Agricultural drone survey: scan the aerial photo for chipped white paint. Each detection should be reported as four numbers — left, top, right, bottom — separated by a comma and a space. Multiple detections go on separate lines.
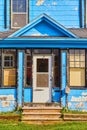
31, 33, 48, 36
71, 96, 87, 102
71, 92, 87, 102
36, 0, 44, 6
74, 7, 78, 11
52, 2, 57, 6
0, 95, 15, 101
2, 101, 10, 107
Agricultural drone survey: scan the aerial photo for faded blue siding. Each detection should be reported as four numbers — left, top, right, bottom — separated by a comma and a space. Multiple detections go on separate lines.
0, 0, 10, 31
0, 88, 17, 112
68, 89, 87, 111
0, 0, 85, 31
29, 0, 84, 28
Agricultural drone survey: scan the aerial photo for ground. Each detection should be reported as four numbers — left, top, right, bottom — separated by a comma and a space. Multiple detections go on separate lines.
0, 121, 87, 130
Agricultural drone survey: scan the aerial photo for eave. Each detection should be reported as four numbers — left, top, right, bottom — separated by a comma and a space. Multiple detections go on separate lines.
0, 38, 87, 48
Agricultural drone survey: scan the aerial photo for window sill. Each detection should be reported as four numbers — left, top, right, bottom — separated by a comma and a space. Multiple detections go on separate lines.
0, 87, 17, 89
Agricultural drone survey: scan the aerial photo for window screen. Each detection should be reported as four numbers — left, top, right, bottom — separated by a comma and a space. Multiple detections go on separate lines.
13, 0, 27, 12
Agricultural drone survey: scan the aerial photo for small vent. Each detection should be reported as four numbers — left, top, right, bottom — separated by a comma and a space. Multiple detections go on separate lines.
12, 14, 27, 28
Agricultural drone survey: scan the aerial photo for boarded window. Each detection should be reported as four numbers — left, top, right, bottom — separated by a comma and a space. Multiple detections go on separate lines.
69, 49, 85, 87
4, 68, 16, 87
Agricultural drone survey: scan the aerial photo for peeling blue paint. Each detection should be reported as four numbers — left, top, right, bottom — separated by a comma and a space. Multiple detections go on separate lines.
0, 88, 17, 112
68, 89, 87, 111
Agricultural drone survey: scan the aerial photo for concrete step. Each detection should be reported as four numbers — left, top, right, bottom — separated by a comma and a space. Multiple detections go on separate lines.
23, 112, 61, 115
22, 113, 61, 119
22, 120, 63, 125
22, 105, 62, 124
23, 107, 62, 113
23, 103, 61, 107
64, 117, 87, 121
64, 114, 87, 118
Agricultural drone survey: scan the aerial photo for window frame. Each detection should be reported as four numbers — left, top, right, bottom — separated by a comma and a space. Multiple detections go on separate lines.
3, 54, 15, 68
69, 49, 86, 88
11, 0, 29, 28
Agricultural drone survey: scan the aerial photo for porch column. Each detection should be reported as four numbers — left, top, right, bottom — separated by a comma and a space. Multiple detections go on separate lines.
61, 51, 67, 107
17, 51, 24, 107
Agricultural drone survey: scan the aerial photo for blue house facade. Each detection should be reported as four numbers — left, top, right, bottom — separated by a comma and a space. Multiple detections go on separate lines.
0, 0, 87, 112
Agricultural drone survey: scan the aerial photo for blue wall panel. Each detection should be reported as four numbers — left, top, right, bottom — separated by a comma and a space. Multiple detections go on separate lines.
24, 88, 32, 102
0, 88, 17, 112
29, 0, 84, 28
68, 89, 87, 111
52, 88, 61, 103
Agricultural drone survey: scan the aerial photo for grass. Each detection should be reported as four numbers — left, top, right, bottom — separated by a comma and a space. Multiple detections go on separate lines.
0, 121, 87, 130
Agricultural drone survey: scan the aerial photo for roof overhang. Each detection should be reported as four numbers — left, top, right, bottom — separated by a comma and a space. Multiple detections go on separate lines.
0, 38, 87, 48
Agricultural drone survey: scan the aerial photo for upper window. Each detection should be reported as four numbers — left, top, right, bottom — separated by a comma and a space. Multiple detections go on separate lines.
69, 49, 85, 87
13, 0, 27, 13
11, 0, 28, 28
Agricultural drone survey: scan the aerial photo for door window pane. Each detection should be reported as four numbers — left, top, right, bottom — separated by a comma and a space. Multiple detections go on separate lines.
37, 59, 48, 72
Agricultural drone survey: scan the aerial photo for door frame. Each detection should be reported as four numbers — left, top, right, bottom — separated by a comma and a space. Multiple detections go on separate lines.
32, 54, 52, 103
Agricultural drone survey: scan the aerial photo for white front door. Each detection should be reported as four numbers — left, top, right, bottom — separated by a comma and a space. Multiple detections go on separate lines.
33, 55, 52, 103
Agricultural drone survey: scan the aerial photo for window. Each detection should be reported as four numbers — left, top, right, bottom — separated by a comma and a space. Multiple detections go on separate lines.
53, 49, 60, 87
69, 49, 85, 87
13, 0, 26, 12
26, 55, 32, 87
0, 49, 17, 87
4, 55, 15, 68
11, 0, 28, 28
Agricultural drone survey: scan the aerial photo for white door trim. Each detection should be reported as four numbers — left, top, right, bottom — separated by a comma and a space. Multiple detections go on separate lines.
33, 55, 52, 103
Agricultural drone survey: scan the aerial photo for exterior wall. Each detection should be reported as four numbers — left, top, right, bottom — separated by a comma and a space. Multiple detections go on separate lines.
0, 0, 85, 31
0, 88, 17, 112
0, 0, 10, 31
29, 0, 84, 28
68, 89, 87, 111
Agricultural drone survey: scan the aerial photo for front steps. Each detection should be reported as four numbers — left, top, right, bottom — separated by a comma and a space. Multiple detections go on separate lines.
22, 104, 62, 124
